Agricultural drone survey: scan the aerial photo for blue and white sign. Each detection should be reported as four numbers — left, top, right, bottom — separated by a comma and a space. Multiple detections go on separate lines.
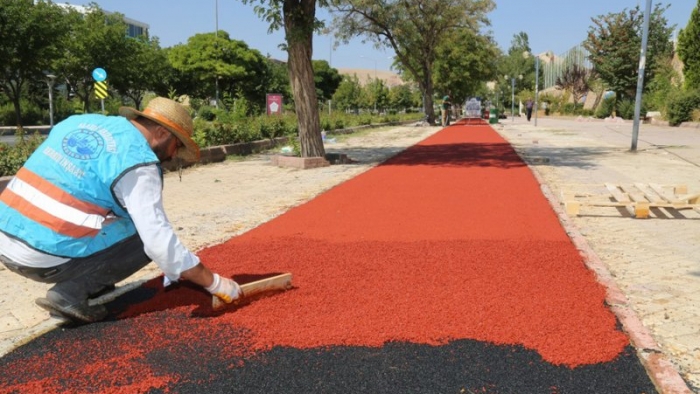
92, 67, 107, 82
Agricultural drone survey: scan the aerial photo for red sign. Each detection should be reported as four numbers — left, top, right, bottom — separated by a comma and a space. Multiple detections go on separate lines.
266, 94, 283, 115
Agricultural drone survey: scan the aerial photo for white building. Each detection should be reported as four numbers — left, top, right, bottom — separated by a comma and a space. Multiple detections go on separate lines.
54, 3, 149, 39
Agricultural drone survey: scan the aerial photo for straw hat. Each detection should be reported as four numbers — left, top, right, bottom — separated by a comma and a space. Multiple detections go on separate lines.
119, 97, 200, 162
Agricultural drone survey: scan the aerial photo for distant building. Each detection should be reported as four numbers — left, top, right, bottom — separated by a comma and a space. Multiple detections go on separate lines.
54, 3, 149, 39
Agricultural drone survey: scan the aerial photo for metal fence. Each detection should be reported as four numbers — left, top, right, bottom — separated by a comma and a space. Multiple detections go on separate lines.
541, 44, 593, 89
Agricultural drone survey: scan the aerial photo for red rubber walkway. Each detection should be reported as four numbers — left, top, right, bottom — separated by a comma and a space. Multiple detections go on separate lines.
0, 120, 656, 393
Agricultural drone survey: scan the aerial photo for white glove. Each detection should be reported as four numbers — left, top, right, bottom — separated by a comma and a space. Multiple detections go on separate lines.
205, 273, 242, 304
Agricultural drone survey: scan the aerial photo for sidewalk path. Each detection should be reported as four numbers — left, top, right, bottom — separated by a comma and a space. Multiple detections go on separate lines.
0, 121, 666, 393
0, 118, 698, 392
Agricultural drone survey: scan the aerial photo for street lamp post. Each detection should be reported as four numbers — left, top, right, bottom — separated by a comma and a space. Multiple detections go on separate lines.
494, 84, 499, 117
214, 0, 219, 109
506, 75, 523, 122
326, 28, 333, 115
522, 51, 540, 127
511, 77, 515, 122
631, 0, 652, 151
503, 75, 508, 119
46, 74, 56, 127
534, 57, 540, 126
505, 75, 516, 122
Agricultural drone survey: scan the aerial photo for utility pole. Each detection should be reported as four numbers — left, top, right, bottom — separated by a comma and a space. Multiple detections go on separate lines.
511, 77, 515, 122
534, 57, 540, 127
631, 0, 652, 151
46, 74, 56, 127
214, 0, 219, 109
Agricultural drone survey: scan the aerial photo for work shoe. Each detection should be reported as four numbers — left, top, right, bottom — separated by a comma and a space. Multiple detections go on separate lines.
35, 292, 108, 324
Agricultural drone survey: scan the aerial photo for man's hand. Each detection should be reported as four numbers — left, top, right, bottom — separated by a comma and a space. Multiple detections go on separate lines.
205, 273, 242, 304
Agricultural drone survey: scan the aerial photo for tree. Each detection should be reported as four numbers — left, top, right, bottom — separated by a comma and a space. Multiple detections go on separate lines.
644, 56, 681, 111
361, 78, 389, 111
330, 0, 495, 125
584, 4, 674, 113
53, 5, 133, 113
111, 36, 170, 110
241, 0, 327, 158
332, 75, 363, 112
265, 58, 293, 107
555, 64, 594, 111
312, 60, 342, 101
0, 0, 71, 126
432, 28, 500, 105
494, 32, 537, 112
388, 84, 418, 111
678, 2, 700, 90
168, 32, 271, 113
508, 32, 530, 57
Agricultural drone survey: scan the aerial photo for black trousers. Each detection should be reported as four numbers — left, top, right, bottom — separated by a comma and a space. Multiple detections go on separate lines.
1, 234, 151, 303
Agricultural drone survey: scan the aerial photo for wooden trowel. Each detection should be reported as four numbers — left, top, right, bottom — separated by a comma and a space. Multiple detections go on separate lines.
212, 273, 293, 311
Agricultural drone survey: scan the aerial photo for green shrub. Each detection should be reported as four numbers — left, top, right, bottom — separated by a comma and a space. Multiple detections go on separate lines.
595, 97, 615, 118
0, 131, 45, 177
192, 117, 214, 147
283, 115, 299, 135
0, 110, 423, 176
617, 98, 637, 120
0, 100, 45, 126
287, 133, 301, 156
560, 103, 576, 115
544, 95, 562, 115
197, 105, 216, 121
54, 96, 76, 124
644, 58, 680, 113
666, 90, 700, 126
0, 96, 78, 127
0, 103, 16, 126
188, 98, 206, 113
253, 117, 271, 139
209, 121, 236, 145
320, 117, 332, 131
357, 114, 372, 125
102, 97, 123, 115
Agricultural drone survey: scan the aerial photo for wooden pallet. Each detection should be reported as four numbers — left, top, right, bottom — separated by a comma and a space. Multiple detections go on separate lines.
562, 183, 700, 218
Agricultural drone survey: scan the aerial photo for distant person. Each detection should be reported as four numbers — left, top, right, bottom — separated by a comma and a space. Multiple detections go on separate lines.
525, 97, 534, 121
441, 95, 452, 126
0, 97, 242, 324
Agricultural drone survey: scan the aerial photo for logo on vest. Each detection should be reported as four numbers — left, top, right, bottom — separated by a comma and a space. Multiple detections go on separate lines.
62, 129, 105, 160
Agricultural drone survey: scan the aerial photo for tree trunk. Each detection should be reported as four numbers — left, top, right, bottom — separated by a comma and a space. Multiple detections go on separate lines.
11, 94, 23, 128
3, 81, 24, 127
284, 0, 324, 158
422, 74, 437, 125
591, 87, 604, 112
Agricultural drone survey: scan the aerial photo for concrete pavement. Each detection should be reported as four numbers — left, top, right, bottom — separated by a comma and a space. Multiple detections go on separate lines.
496, 116, 700, 393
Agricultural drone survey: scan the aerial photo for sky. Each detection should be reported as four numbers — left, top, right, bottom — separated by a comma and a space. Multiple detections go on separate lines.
79, 0, 696, 73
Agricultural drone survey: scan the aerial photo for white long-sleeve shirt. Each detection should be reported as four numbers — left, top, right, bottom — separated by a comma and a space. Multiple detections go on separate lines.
0, 165, 199, 283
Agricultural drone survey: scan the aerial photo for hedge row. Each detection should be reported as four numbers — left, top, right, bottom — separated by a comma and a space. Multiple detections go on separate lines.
0, 112, 423, 177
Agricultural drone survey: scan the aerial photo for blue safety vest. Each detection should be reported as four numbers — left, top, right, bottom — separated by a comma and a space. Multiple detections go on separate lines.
0, 114, 160, 258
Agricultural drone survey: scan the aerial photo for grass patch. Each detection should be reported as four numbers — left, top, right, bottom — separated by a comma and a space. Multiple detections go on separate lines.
329, 125, 396, 143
